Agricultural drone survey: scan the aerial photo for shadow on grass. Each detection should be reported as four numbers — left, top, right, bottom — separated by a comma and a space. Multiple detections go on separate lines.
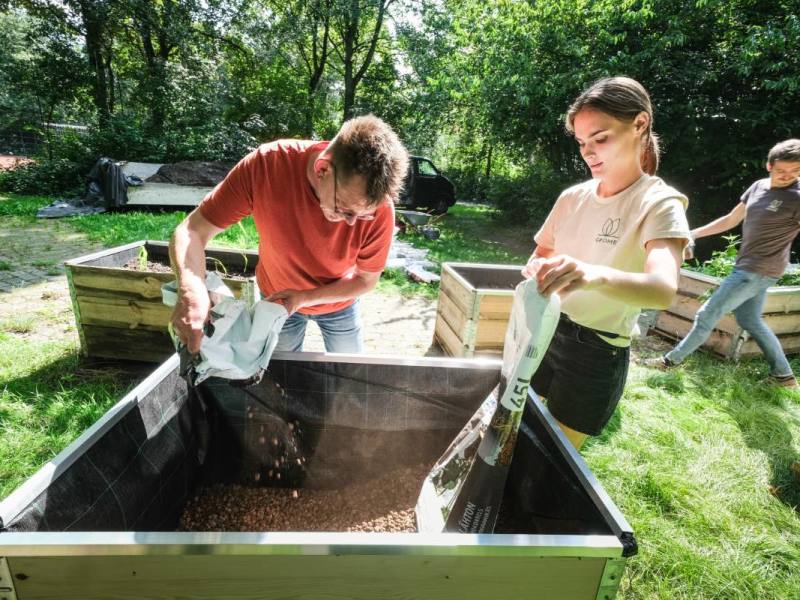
690, 356, 800, 512
3, 350, 152, 415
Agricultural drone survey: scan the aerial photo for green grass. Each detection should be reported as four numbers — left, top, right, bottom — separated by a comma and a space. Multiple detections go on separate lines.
0, 337, 138, 498
589, 355, 800, 599
0, 260, 11, 270
399, 203, 530, 266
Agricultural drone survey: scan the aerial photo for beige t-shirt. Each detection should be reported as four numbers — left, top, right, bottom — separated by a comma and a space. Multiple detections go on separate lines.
534, 174, 690, 346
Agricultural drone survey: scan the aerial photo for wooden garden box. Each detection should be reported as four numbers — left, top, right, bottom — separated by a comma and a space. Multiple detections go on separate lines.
65, 240, 259, 363
652, 268, 800, 359
434, 262, 524, 358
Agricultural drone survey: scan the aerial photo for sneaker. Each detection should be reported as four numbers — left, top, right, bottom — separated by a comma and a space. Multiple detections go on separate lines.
642, 356, 675, 371
762, 374, 799, 389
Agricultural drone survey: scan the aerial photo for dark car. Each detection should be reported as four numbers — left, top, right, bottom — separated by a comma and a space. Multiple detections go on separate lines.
398, 155, 456, 214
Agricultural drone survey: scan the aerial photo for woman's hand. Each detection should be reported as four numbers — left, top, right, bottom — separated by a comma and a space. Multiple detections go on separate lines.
534, 255, 609, 296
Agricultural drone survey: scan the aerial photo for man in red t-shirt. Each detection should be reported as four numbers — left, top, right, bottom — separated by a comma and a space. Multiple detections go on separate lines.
169, 115, 409, 354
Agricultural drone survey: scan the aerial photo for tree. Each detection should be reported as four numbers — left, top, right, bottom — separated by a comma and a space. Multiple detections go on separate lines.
329, 0, 395, 121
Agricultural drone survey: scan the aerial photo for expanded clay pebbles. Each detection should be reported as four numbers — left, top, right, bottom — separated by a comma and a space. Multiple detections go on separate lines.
178, 465, 427, 533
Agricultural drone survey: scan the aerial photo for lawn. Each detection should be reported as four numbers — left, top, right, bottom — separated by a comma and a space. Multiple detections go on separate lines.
1, 193, 799, 599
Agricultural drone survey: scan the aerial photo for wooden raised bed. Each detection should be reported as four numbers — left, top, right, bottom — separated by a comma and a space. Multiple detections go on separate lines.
434, 262, 525, 358
652, 268, 800, 359
66, 240, 259, 363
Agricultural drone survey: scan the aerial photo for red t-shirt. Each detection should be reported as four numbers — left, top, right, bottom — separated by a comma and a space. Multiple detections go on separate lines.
199, 140, 394, 315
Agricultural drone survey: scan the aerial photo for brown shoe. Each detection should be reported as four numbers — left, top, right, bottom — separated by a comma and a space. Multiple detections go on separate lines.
642, 356, 675, 371
762, 374, 799, 389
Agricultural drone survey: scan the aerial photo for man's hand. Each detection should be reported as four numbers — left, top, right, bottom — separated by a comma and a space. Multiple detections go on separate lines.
535, 254, 609, 297
267, 289, 310, 315
170, 275, 210, 354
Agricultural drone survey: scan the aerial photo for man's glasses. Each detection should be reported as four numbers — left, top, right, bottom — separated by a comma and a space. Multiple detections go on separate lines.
331, 167, 375, 222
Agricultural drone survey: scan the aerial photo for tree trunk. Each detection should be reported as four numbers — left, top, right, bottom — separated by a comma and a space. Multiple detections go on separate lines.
84, 20, 111, 125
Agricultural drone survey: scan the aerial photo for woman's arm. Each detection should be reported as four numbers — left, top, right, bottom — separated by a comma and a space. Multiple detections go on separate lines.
534, 237, 685, 310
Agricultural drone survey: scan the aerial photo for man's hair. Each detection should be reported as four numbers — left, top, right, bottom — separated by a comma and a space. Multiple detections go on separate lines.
768, 139, 800, 165
328, 115, 409, 206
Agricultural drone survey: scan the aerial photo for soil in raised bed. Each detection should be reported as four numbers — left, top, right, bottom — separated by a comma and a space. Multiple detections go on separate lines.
123, 257, 251, 281
178, 464, 428, 533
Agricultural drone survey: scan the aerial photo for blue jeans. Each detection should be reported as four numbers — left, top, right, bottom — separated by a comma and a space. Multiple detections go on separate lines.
666, 268, 792, 376
274, 300, 363, 353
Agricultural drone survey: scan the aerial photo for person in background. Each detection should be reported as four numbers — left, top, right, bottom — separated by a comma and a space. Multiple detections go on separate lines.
169, 115, 409, 355
646, 139, 800, 388
522, 76, 691, 450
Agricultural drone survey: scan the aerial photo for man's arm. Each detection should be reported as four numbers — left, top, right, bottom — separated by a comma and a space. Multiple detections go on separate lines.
692, 202, 745, 240
169, 209, 225, 353
267, 269, 381, 315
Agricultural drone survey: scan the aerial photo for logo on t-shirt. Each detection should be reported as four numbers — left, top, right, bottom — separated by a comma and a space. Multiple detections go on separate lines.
596, 218, 621, 245
767, 199, 783, 212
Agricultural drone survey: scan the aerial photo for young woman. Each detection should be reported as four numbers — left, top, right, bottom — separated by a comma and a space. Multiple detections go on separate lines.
523, 76, 691, 449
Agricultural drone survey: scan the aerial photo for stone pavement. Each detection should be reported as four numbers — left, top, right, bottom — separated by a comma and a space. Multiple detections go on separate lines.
0, 218, 439, 356
0, 219, 104, 293
0, 219, 106, 344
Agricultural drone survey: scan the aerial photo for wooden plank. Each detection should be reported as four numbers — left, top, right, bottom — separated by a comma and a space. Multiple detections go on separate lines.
760, 312, 800, 335
664, 293, 740, 334
439, 264, 477, 318
8, 554, 607, 600
71, 268, 173, 299
77, 296, 172, 330
435, 312, 469, 357
763, 289, 800, 313
678, 269, 720, 297
71, 267, 253, 301
83, 325, 174, 362
679, 269, 800, 313
65, 266, 88, 357
436, 288, 470, 342
477, 294, 514, 320
126, 182, 212, 207
738, 333, 800, 357
653, 312, 738, 358
668, 295, 800, 335
65, 240, 145, 268
474, 319, 508, 347
473, 347, 503, 358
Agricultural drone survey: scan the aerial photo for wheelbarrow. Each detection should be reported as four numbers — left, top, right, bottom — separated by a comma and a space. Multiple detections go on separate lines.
396, 209, 442, 240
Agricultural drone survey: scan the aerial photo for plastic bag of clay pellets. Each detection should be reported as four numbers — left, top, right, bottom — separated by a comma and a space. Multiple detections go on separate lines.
416, 277, 560, 533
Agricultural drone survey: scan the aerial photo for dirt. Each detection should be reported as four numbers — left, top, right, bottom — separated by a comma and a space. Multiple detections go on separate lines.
122, 257, 250, 281
146, 161, 234, 186
178, 465, 426, 532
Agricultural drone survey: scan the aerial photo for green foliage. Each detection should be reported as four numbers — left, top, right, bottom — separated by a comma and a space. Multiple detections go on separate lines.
686, 234, 741, 279
686, 234, 800, 287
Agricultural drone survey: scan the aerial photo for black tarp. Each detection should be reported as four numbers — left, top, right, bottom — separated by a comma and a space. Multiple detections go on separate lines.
1, 358, 614, 537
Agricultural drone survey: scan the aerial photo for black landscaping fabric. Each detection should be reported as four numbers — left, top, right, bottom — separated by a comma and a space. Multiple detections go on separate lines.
1, 357, 612, 535
146, 161, 234, 186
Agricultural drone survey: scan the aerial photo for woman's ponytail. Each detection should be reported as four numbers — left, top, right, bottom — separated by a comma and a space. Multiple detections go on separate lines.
642, 131, 660, 175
